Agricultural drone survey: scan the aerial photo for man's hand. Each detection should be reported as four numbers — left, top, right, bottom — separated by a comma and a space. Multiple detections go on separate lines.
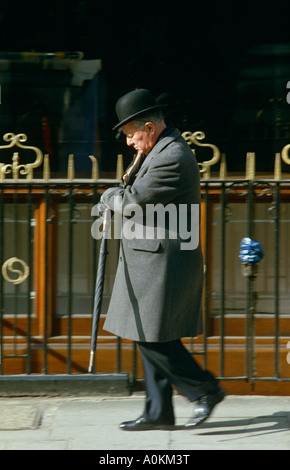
95, 202, 108, 220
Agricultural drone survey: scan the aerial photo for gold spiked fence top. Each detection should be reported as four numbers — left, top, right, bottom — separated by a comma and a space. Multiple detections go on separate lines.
0, 132, 290, 182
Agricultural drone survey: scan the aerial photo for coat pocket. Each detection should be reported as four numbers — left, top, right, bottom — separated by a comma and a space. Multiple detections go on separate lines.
128, 239, 161, 253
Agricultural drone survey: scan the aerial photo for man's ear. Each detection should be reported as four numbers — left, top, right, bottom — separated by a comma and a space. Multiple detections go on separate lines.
145, 122, 155, 133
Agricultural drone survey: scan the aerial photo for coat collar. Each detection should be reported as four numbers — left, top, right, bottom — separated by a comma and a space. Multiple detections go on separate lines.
151, 124, 180, 154
143, 126, 181, 164
132, 126, 181, 182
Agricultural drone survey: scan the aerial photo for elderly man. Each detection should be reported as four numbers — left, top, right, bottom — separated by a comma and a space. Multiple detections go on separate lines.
100, 89, 225, 430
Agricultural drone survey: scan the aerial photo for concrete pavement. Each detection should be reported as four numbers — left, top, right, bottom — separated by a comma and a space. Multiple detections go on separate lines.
0, 394, 289, 450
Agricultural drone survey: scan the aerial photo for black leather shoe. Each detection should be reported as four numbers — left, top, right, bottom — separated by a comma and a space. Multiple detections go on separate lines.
119, 416, 174, 431
185, 389, 226, 428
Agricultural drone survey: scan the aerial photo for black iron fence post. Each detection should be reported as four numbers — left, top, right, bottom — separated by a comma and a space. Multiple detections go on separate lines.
274, 182, 280, 379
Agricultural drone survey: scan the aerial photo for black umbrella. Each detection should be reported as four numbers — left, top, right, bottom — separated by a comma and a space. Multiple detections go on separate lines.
88, 207, 111, 373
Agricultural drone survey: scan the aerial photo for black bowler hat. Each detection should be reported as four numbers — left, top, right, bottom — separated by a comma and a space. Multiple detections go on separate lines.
113, 89, 167, 130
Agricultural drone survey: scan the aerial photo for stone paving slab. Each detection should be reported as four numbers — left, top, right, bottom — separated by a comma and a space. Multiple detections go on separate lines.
0, 404, 40, 431
0, 395, 289, 450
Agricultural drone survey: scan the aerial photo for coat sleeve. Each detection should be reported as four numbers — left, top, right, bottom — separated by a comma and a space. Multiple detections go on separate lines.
101, 143, 197, 214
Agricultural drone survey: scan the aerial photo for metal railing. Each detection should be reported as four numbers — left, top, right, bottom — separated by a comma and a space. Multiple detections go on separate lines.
0, 132, 290, 389
0, 178, 290, 387
0, 180, 118, 375
199, 178, 290, 386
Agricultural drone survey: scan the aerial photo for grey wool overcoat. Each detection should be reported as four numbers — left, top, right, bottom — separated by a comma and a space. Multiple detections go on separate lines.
101, 127, 204, 342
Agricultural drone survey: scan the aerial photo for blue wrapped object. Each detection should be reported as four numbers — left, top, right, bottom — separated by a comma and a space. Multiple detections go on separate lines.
239, 237, 264, 263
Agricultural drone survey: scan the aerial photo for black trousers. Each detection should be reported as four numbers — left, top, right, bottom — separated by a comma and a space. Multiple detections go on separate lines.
138, 339, 221, 424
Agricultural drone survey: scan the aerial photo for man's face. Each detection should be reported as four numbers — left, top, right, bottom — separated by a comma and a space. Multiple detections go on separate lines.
122, 122, 155, 155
